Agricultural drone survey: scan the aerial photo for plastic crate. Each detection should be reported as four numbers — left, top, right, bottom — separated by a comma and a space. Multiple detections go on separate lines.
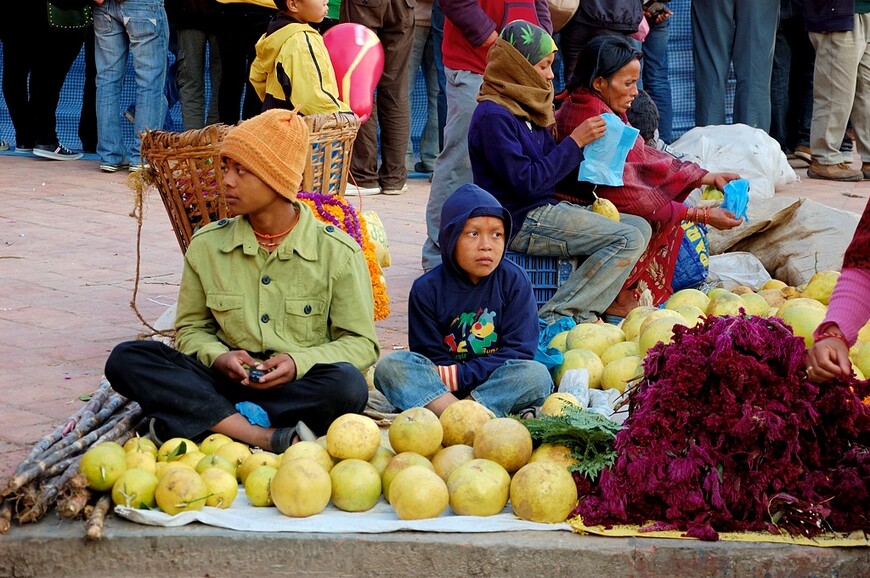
504, 252, 575, 310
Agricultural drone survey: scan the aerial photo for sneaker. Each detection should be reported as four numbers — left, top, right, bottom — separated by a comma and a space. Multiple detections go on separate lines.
33, 143, 83, 161
15, 147, 33, 153
353, 185, 382, 196
793, 145, 812, 164
100, 160, 130, 173
382, 184, 409, 195
863, 163, 870, 179
807, 160, 863, 182
129, 162, 151, 173
414, 161, 434, 174
0, 140, 8, 152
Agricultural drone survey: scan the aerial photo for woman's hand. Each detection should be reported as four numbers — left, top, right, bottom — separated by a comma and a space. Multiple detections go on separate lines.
701, 172, 741, 191
806, 327, 852, 383
570, 115, 607, 148
707, 207, 743, 230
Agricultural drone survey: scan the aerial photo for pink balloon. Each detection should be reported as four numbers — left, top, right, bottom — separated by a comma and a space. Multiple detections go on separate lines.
323, 24, 384, 123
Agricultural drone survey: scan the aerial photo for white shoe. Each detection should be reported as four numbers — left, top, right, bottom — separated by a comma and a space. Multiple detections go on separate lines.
382, 184, 408, 196
353, 185, 382, 196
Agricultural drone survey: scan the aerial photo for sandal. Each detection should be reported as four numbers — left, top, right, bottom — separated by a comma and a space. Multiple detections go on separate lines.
270, 420, 316, 453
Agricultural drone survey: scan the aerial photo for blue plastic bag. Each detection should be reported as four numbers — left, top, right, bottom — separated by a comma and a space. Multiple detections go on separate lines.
236, 402, 271, 427
578, 113, 640, 186
534, 317, 576, 371
672, 222, 710, 291
722, 179, 750, 221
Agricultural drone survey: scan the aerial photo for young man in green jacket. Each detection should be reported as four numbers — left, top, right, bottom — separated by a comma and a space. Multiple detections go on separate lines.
105, 109, 379, 453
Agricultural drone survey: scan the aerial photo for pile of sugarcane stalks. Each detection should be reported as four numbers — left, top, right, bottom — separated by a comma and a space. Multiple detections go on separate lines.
0, 379, 146, 539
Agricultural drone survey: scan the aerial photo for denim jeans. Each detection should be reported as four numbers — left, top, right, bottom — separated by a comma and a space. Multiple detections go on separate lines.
510, 203, 651, 324
93, 0, 169, 165
176, 27, 221, 131
374, 351, 553, 417
405, 24, 440, 171
422, 67, 483, 270
641, 17, 672, 143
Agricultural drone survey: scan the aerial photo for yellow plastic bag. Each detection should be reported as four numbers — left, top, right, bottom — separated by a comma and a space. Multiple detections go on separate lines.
362, 210, 391, 269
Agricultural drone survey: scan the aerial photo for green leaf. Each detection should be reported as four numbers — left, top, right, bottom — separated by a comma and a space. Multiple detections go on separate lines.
79, 394, 92, 402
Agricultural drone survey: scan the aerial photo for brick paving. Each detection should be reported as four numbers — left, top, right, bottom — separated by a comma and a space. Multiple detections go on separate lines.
0, 152, 867, 479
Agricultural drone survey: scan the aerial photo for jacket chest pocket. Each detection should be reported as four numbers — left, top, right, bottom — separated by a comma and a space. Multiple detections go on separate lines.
281, 298, 327, 346
206, 293, 245, 336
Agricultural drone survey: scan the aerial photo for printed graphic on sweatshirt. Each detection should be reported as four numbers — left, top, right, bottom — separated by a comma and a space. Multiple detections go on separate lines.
443, 308, 499, 360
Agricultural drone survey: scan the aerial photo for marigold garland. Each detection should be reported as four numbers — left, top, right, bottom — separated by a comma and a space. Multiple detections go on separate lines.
297, 192, 390, 321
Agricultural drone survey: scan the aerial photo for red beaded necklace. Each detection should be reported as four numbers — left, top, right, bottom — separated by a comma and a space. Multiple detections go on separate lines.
252, 207, 299, 248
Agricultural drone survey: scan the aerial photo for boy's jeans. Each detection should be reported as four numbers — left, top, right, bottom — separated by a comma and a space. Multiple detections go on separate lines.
375, 351, 552, 417
93, 0, 169, 165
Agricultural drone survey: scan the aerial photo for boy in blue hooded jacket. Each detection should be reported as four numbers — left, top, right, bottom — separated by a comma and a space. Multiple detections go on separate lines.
375, 184, 553, 417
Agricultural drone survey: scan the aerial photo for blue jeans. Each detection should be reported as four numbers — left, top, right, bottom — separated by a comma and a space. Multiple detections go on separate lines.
510, 203, 651, 324
93, 0, 169, 165
422, 67, 483, 270
374, 351, 553, 417
405, 24, 440, 171
642, 17, 672, 143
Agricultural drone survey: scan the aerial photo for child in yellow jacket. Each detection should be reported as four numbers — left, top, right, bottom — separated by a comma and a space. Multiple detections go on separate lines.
250, 0, 350, 115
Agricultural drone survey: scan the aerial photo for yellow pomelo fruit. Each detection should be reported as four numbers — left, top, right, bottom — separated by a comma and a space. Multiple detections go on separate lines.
244, 465, 278, 507
198, 433, 233, 455
214, 442, 253, 478
112, 468, 159, 509
665, 288, 710, 312
326, 414, 381, 461
638, 308, 685, 336
706, 293, 747, 317
857, 320, 870, 344
177, 451, 207, 470
762, 279, 788, 291
80, 442, 128, 492
446, 458, 511, 516
600, 340, 641, 366
157, 438, 199, 463
155, 467, 209, 515
540, 392, 582, 417
282, 440, 335, 474
590, 197, 620, 221
388, 466, 449, 520
852, 341, 870, 379
566, 323, 619, 357
801, 270, 840, 305
389, 407, 444, 457
776, 297, 827, 318
195, 453, 236, 477
706, 287, 732, 301
237, 451, 281, 484
329, 458, 382, 512
740, 292, 771, 317
547, 330, 570, 353
123, 436, 157, 456
271, 458, 332, 517
639, 316, 683, 357
472, 418, 533, 474
731, 285, 754, 295
431, 444, 475, 481
439, 399, 493, 447
368, 445, 396, 476
199, 467, 239, 509
779, 305, 826, 348
601, 356, 643, 394
554, 348, 604, 389
125, 450, 157, 475
510, 461, 578, 523
529, 443, 579, 471
758, 288, 786, 308
381, 452, 434, 501
701, 186, 724, 200
597, 322, 626, 345
853, 364, 865, 381
155, 460, 195, 480
622, 306, 658, 342
763, 307, 779, 318
669, 304, 705, 328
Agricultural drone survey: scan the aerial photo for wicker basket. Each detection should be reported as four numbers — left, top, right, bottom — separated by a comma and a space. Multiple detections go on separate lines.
142, 112, 360, 254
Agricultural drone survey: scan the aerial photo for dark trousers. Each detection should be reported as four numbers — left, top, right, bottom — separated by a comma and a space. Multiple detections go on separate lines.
105, 340, 369, 440
770, 2, 814, 152
1, 9, 85, 148
213, 5, 270, 124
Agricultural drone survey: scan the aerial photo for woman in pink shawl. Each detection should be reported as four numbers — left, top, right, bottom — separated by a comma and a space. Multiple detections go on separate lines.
554, 35, 743, 306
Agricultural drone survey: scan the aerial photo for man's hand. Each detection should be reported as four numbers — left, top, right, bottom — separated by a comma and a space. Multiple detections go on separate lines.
245, 353, 298, 390
213, 350, 260, 383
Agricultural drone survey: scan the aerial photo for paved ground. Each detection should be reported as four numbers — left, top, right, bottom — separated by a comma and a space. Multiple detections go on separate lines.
0, 150, 868, 576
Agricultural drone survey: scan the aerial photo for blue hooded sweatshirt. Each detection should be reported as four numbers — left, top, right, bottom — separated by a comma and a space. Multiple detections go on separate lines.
408, 184, 540, 395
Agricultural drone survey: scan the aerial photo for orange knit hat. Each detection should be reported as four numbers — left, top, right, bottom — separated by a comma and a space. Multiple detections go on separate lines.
220, 109, 309, 199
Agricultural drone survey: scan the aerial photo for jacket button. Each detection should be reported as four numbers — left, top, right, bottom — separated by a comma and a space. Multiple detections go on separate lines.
261, 275, 271, 285
261, 314, 270, 323
325, 225, 335, 232
304, 304, 312, 314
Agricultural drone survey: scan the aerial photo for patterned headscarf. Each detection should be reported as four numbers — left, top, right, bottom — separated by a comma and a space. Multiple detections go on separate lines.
499, 20, 557, 66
